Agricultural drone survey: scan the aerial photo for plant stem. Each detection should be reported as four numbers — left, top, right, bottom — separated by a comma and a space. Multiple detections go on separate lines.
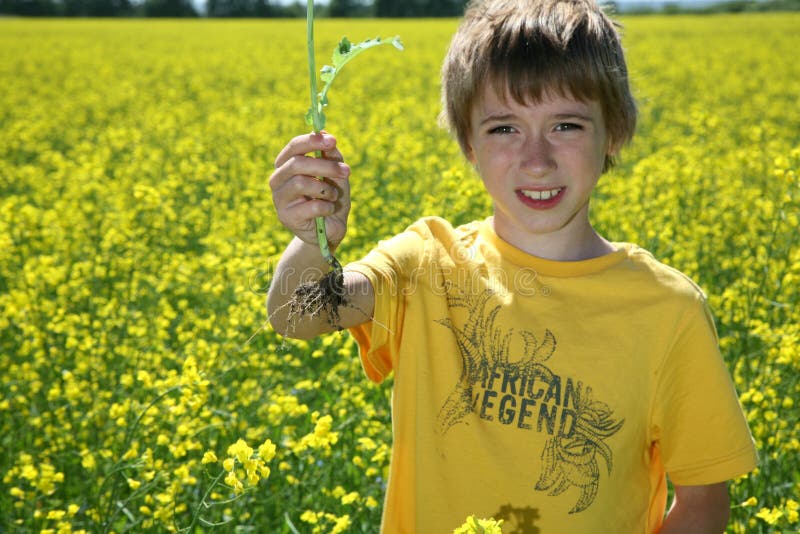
307, 0, 341, 273
306, 0, 322, 133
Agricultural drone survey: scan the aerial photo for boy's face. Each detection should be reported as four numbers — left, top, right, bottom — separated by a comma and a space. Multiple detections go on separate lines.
466, 83, 614, 256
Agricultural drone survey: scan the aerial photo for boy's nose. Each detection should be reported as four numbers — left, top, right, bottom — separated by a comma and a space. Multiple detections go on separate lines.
521, 136, 556, 177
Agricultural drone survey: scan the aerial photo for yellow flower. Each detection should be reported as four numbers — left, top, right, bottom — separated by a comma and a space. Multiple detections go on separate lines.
341, 491, 359, 505
357, 437, 377, 450
314, 415, 333, 438
258, 439, 276, 462
227, 439, 253, 465
740, 496, 758, 507
330, 514, 351, 533
453, 515, 505, 533
300, 510, 319, 524
224, 471, 243, 495
201, 451, 218, 464
787, 500, 799, 524
755, 507, 783, 525
788, 510, 799, 524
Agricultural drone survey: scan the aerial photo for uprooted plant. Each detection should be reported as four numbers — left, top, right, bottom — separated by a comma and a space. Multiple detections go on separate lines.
281, 0, 403, 332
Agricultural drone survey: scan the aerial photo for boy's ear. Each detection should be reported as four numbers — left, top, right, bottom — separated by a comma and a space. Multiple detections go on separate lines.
464, 142, 476, 164
606, 138, 622, 157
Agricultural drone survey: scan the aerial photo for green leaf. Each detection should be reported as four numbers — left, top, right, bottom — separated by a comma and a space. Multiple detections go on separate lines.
329, 36, 403, 74
315, 35, 404, 119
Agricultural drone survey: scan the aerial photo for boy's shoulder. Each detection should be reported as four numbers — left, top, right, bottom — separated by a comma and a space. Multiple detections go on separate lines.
402, 215, 478, 239
614, 242, 709, 303
397, 215, 483, 253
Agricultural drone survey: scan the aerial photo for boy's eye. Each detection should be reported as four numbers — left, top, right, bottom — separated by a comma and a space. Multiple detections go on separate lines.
554, 122, 583, 132
488, 125, 515, 135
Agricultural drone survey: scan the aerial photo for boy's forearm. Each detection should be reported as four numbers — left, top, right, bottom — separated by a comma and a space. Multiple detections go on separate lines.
267, 237, 336, 339
660, 508, 728, 534
659, 483, 730, 534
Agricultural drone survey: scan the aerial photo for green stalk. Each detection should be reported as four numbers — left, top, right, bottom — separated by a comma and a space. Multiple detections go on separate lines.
306, 0, 341, 273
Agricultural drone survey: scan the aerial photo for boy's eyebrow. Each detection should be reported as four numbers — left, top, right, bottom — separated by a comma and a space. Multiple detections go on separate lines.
478, 113, 517, 126
478, 111, 595, 126
553, 112, 595, 122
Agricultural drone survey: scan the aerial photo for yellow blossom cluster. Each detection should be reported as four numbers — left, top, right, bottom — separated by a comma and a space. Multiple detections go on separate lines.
203, 437, 277, 495
291, 414, 340, 454
453, 515, 505, 534
300, 509, 352, 533
1, 14, 798, 532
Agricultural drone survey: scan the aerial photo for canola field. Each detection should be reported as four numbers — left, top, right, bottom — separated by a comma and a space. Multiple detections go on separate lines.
1, 14, 799, 533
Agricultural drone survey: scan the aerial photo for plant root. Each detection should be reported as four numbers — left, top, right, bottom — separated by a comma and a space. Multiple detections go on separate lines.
286, 268, 348, 331
247, 265, 391, 347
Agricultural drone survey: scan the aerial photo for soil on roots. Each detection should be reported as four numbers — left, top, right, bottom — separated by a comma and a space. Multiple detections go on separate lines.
286, 268, 349, 331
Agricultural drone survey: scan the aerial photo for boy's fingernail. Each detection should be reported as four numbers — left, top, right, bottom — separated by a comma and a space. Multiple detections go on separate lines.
338, 163, 350, 176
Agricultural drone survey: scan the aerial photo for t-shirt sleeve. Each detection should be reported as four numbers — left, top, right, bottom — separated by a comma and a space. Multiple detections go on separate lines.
651, 296, 758, 485
346, 228, 426, 384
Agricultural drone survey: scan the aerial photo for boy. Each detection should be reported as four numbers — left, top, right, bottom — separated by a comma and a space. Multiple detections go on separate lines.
267, 0, 757, 531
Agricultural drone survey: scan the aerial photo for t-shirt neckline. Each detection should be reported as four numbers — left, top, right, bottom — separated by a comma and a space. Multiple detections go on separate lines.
478, 218, 630, 277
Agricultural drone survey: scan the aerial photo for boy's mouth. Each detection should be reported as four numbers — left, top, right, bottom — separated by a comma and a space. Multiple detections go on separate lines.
519, 187, 564, 201
516, 186, 566, 209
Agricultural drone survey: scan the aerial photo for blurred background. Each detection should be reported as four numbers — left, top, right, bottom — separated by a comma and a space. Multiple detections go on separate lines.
1, 0, 799, 19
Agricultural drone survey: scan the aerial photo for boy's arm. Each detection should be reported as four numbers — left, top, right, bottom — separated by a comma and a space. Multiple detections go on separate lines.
267, 132, 374, 339
659, 482, 730, 534
267, 237, 374, 339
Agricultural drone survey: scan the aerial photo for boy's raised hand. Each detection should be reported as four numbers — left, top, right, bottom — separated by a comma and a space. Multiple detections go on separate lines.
270, 132, 351, 248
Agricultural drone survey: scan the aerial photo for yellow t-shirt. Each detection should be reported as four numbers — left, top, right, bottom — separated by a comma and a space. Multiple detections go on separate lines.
347, 217, 757, 534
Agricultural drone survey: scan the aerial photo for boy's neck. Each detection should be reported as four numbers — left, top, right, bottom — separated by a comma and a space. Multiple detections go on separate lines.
489, 216, 616, 262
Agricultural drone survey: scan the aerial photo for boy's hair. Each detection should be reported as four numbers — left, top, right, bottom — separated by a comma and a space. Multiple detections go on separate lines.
441, 0, 637, 171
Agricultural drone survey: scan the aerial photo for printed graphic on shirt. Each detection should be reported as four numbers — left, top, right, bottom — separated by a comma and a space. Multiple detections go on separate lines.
435, 285, 624, 514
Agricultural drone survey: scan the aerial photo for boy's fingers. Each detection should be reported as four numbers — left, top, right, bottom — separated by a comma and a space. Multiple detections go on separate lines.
279, 198, 338, 232
269, 155, 349, 191
272, 178, 349, 235
273, 174, 341, 207
274, 132, 337, 169
321, 146, 344, 163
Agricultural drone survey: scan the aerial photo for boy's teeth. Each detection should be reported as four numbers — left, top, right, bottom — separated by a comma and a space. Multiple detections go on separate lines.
521, 188, 562, 200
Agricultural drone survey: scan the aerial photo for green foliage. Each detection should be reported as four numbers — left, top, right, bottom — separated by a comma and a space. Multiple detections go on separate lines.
306, 35, 404, 131
304, 0, 403, 267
